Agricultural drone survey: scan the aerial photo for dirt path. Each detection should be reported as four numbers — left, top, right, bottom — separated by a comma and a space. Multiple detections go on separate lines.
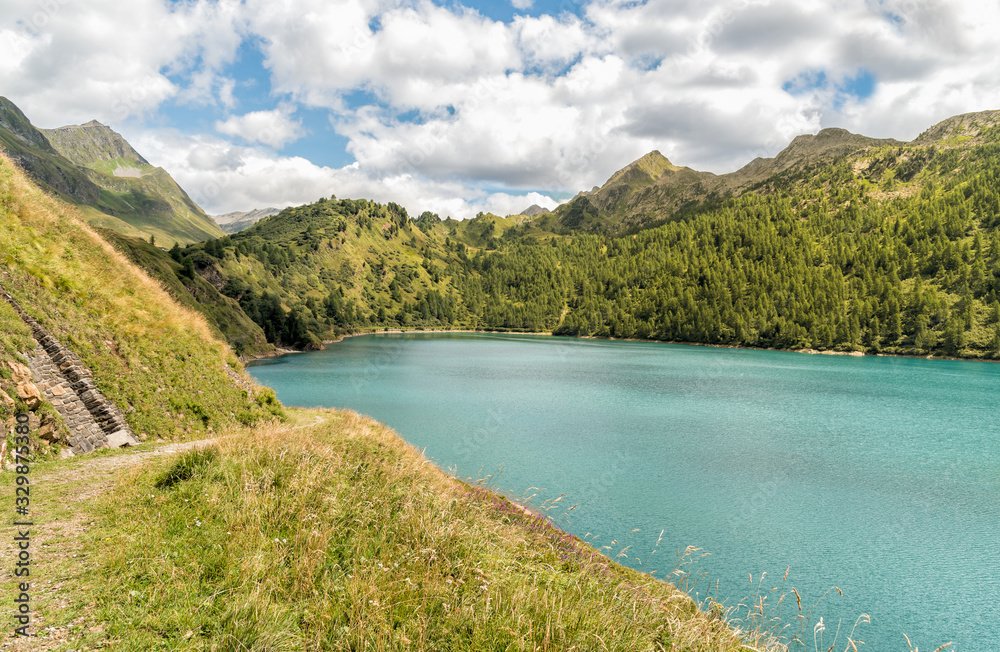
0, 438, 219, 650
0, 409, 331, 650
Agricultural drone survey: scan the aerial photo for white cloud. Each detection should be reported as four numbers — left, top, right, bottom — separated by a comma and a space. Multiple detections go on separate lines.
215, 104, 304, 148
5, 0, 1000, 219
131, 129, 558, 219
0, 0, 245, 126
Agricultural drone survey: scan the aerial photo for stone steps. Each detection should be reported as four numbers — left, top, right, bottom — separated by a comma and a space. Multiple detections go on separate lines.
1, 285, 138, 455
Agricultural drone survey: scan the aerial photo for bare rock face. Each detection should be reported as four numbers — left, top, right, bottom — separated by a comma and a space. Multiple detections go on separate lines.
16, 381, 42, 410
7, 361, 32, 384
38, 414, 60, 442
0, 387, 13, 409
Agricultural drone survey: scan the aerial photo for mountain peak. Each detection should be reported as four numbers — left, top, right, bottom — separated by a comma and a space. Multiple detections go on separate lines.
42, 120, 150, 169
607, 150, 680, 186
519, 204, 550, 217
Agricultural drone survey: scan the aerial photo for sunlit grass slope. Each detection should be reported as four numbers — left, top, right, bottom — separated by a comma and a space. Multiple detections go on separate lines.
0, 151, 281, 439
94, 408, 771, 651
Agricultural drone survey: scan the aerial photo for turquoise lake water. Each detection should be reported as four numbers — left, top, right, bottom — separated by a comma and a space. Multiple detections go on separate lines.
248, 333, 1000, 650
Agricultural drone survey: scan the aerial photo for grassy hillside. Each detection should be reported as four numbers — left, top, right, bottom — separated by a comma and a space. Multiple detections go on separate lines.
0, 150, 281, 440
0, 408, 791, 651
101, 229, 274, 358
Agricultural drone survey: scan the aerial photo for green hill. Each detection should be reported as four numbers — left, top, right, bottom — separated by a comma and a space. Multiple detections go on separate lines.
0, 150, 280, 442
99, 229, 274, 358
0, 97, 223, 246
118, 110, 1000, 361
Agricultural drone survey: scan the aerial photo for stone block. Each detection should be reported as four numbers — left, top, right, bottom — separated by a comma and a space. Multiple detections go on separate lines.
50, 385, 66, 397
106, 430, 136, 449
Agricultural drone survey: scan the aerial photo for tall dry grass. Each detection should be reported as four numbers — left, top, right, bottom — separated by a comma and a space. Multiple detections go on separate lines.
0, 151, 280, 439
91, 407, 788, 651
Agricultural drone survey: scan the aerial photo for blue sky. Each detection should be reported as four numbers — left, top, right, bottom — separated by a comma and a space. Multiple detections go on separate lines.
2, 0, 999, 217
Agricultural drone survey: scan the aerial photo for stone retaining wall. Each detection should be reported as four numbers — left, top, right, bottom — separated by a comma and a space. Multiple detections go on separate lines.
1, 287, 138, 454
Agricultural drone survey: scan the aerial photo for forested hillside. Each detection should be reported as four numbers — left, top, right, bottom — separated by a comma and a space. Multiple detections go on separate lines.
123, 112, 1000, 360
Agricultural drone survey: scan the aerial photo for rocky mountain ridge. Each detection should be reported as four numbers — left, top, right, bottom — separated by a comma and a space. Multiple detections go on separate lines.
542, 111, 999, 234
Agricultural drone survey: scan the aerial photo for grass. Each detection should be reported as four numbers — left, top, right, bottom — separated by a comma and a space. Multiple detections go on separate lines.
100, 229, 274, 357
0, 151, 281, 440
0, 407, 784, 651
0, 406, 952, 652
0, 295, 34, 363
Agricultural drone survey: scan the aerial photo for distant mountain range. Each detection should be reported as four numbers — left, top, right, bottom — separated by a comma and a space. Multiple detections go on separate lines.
537, 111, 1000, 234
9, 91, 1000, 361
0, 97, 223, 246
518, 204, 551, 217
104, 106, 1000, 362
213, 207, 283, 234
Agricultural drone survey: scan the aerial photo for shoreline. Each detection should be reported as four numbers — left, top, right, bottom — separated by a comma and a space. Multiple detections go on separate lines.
243, 327, 996, 365
321, 327, 558, 345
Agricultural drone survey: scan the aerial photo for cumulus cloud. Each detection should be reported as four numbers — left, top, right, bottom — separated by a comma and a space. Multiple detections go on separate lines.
215, 104, 304, 148
131, 129, 558, 218
4, 0, 1000, 218
0, 0, 245, 126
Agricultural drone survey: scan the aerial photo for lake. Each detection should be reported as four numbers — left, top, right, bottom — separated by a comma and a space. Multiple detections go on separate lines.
248, 333, 1000, 650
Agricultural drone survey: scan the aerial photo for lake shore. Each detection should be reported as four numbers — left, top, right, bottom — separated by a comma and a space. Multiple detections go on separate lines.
244, 326, 994, 365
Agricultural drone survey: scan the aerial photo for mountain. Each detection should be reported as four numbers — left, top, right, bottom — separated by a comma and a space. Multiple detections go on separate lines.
41, 119, 225, 245
539, 129, 911, 235
213, 207, 282, 234
42, 119, 150, 171
518, 204, 551, 217
536, 150, 718, 233
0, 97, 223, 246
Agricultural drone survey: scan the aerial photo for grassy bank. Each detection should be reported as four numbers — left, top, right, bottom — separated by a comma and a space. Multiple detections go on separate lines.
1, 408, 778, 651
0, 151, 281, 439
